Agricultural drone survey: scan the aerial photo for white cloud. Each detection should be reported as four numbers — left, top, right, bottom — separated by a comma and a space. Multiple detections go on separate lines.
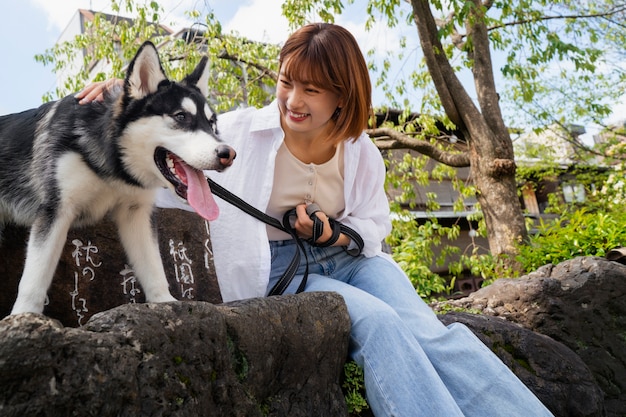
222, 0, 290, 44
29, 0, 404, 52
30, 0, 290, 44
29, 0, 79, 31
29, 0, 202, 34
607, 97, 626, 125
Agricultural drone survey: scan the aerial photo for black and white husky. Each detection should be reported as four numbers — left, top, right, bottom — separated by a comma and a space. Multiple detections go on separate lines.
0, 41, 235, 315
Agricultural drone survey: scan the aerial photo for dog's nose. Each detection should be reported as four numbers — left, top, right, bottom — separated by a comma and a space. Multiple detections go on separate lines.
216, 144, 236, 167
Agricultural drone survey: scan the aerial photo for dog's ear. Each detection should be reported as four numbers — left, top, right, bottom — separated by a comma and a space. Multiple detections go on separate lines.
125, 41, 168, 100
183, 56, 210, 98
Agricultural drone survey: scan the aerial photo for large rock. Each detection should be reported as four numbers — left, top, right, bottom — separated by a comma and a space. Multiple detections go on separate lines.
0, 293, 350, 417
445, 256, 626, 417
439, 312, 604, 417
0, 208, 222, 326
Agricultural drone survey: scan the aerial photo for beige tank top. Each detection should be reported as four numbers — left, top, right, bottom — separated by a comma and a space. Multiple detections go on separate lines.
266, 142, 345, 240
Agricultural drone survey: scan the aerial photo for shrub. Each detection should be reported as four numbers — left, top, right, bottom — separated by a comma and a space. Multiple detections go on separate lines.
516, 208, 626, 272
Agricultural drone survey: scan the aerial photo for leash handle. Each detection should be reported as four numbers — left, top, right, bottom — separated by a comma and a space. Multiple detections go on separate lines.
305, 203, 341, 247
305, 203, 364, 253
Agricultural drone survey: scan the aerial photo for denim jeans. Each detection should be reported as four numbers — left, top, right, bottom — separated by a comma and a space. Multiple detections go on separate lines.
268, 240, 554, 417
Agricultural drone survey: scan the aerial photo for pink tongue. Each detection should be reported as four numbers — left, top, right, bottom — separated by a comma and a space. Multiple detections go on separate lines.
180, 162, 219, 221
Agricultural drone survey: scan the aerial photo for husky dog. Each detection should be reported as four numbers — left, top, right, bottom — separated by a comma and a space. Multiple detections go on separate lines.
0, 41, 236, 315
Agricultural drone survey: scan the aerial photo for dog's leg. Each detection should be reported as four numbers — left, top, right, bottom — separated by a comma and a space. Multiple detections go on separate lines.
113, 204, 177, 303
11, 216, 72, 315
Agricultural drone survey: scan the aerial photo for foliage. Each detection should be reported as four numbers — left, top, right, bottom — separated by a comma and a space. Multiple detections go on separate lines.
404, 161, 623, 285
342, 361, 369, 415
35, 0, 164, 101
34, 0, 279, 112
383, 147, 474, 298
497, 1, 626, 132
517, 206, 626, 272
387, 215, 459, 298
512, 165, 626, 272
449, 164, 625, 278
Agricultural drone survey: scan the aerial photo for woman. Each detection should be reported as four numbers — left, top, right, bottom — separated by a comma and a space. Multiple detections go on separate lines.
78, 23, 553, 417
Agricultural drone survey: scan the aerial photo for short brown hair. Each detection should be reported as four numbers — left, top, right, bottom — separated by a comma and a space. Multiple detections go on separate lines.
279, 23, 372, 144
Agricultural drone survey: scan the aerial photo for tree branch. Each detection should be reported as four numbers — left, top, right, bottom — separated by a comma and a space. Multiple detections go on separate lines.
411, 0, 509, 159
367, 127, 471, 167
217, 50, 278, 81
410, 0, 464, 128
468, 0, 512, 157
455, 5, 626, 43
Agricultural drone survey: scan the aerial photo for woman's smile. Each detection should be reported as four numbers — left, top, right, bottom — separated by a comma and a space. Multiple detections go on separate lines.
286, 109, 310, 121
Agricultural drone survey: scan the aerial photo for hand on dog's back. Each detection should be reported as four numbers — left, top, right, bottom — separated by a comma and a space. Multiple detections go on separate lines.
75, 79, 123, 104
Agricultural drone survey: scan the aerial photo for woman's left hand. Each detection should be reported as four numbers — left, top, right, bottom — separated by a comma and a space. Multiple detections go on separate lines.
75, 78, 123, 104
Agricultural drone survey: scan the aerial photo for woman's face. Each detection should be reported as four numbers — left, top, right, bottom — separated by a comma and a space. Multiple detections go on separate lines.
276, 67, 341, 137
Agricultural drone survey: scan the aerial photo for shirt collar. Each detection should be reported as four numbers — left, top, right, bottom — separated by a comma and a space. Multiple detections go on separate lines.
249, 100, 281, 132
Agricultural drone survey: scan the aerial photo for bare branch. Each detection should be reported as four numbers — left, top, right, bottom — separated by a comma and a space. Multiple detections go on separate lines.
367, 127, 471, 167
217, 50, 278, 81
452, 5, 626, 43
550, 120, 619, 160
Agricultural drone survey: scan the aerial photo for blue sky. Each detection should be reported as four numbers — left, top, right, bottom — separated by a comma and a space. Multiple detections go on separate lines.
0, 2, 59, 114
0, 0, 293, 114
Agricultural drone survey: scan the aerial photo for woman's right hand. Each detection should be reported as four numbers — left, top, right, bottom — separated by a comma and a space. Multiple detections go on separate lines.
75, 78, 123, 104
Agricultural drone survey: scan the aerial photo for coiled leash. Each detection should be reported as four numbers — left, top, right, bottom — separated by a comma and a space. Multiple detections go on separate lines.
206, 177, 364, 296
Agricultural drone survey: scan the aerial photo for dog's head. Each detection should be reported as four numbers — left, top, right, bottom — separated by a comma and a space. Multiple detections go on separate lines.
117, 41, 236, 221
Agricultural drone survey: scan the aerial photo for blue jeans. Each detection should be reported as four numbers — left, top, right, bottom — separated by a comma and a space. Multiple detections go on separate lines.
268, 240, 554, 417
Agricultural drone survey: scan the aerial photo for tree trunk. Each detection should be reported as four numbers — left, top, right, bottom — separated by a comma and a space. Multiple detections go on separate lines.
409, 0, 528, 267
470, 141, 527, 260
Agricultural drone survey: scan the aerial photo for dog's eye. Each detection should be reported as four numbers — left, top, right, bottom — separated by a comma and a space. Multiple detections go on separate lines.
173, 112, 187, 122
208, 114, 218, 134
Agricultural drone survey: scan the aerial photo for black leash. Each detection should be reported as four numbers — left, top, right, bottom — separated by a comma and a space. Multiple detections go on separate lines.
206, 177, 364, 296
206, 178, 308, 295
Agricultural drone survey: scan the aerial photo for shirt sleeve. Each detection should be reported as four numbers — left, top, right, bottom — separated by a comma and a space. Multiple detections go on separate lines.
338, 134, 391, 258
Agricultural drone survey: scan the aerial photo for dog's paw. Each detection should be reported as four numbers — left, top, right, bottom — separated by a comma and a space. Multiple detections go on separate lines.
146, 293, 178, 303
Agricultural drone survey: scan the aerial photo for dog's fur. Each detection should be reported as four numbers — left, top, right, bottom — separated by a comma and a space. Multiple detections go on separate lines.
0, 41, 235, 315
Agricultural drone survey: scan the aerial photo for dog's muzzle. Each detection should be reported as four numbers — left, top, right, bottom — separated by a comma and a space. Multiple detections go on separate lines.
216, 144, 236, 170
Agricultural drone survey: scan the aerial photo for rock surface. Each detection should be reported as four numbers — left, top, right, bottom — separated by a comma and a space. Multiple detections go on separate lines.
0, 293, 350, 417
439, 312, 604, 417
444, 256, 626, 417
